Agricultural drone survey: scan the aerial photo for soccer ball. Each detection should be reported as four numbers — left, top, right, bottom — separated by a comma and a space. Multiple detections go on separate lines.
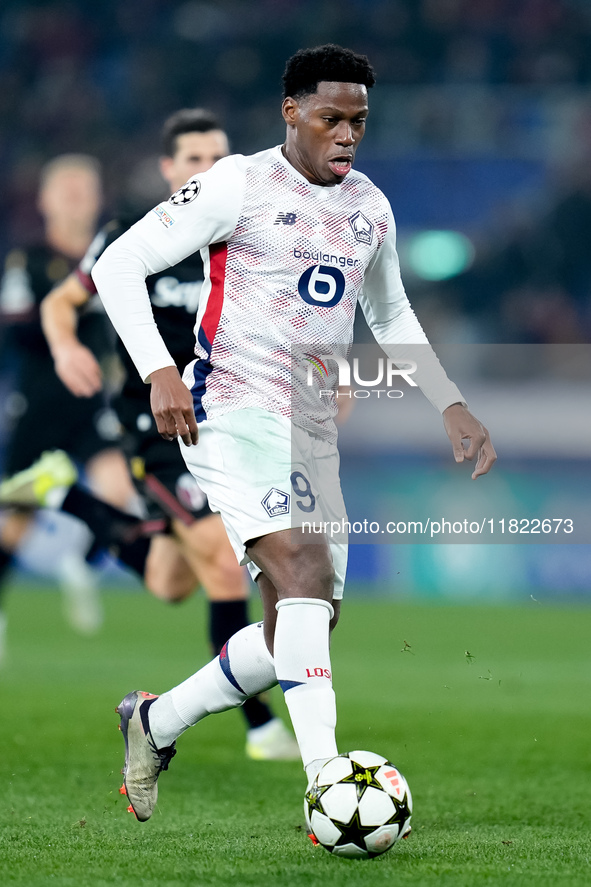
304, 750, 412, 859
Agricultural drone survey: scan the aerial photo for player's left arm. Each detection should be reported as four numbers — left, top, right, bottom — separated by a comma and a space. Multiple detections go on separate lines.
359, 207, 496, 478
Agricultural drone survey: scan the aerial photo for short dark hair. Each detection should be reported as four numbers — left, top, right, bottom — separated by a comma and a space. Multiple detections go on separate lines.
161, 108, 224, 157
282, 44, 376, 100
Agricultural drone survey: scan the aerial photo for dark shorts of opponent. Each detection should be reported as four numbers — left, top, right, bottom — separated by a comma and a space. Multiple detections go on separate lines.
4, 367, 118, 475
114, 390, 213, 526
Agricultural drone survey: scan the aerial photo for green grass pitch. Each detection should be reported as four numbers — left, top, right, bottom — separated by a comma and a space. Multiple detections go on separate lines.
1, 585, 590, 887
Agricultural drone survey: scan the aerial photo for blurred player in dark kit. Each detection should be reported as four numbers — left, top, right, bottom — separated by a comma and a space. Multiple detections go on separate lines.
21, 110, 298, 761
0, 154, 143, 645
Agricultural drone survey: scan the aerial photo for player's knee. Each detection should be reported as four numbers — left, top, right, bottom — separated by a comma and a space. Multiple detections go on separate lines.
214, 562, 247, 599
148, 582, 195, 604
201, 552, 247, 601
144, 569, 196, 603
292, 545, 335, 599
319, 559, 336, 599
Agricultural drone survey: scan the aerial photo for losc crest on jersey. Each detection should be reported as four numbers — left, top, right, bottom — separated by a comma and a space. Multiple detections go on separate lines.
349, 210, 374, 245
169, 180, 201, 206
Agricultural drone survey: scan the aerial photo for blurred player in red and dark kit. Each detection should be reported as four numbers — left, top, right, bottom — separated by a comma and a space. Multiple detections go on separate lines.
0, 155, 144, 643
1, 111, 298, 761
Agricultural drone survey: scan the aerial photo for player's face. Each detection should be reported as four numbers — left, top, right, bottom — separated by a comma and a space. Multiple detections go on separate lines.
282, 81, 369, 186
39, 168, 102, 227
160, 130, 229, 191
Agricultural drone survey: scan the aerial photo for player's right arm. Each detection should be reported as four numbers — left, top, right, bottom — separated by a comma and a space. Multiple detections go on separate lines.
41, 273, 102, 397
360, 203, 496, 478
92, 156, 246, 445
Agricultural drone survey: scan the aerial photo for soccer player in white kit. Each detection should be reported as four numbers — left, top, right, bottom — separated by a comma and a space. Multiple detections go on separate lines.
93, 44, 496, 824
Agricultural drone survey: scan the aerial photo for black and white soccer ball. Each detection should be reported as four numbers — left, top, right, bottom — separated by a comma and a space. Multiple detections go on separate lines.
305, 750, 412, 859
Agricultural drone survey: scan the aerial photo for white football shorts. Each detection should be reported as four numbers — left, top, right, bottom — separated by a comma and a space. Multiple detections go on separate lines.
179, 407, 348, 599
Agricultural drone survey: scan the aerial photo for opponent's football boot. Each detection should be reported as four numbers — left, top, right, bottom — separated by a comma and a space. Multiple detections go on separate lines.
246, 717, 300, 761
116, 690, 177, 822
0, 449, 77, 506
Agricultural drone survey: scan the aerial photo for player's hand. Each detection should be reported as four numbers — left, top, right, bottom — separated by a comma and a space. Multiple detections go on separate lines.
54, 341, 103, 397
442, 403, 497, 480
150, 365, 198, 446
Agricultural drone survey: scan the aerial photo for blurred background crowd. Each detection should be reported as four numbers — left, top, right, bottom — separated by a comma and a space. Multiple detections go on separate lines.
2, 0, 591, 342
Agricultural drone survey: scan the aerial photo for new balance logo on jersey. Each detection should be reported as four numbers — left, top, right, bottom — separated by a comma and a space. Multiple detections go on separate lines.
274, 212, 297, 225
348, 210, 374, 245
261, 488, 290, 517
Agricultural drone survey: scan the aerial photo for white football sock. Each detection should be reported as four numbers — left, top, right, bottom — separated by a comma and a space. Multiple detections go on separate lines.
274, 598, 338, 770
147, 692, 188, 748
148, 622, 277, 749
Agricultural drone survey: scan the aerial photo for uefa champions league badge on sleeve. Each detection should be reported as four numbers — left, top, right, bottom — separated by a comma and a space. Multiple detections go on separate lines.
169, 179, 201, 206
261, 488, 290, 517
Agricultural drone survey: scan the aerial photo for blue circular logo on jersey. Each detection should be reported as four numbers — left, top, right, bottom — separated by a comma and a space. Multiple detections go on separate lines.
298, 265, 346, 308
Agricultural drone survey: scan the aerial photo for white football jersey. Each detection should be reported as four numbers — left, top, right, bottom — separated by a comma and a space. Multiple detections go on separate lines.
93, 147, 464, 440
